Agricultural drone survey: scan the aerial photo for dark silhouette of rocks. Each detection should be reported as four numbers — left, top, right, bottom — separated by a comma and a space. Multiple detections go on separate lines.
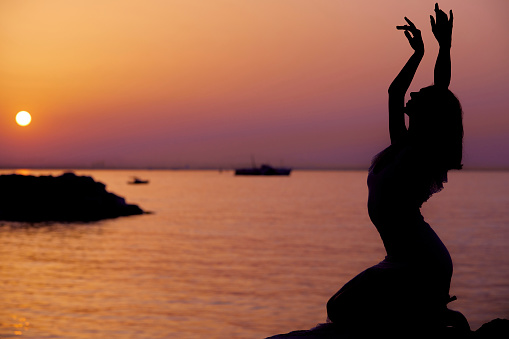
474, 319, 509, 339
266, 318, 509, 339
0, 172, 145, 222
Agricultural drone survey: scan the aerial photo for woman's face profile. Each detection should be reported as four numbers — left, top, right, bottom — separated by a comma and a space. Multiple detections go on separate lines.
405, 87, 432, 116
405, 92, 419, 116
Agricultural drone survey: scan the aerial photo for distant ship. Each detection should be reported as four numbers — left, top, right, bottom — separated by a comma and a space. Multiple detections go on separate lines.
235, 164, 291, 176
128, 177, 149, 184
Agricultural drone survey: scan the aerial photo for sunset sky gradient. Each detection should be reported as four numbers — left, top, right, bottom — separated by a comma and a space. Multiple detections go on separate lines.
1, 0, 508, 169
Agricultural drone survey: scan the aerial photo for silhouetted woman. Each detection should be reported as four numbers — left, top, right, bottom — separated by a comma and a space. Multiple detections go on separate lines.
326, 4, 469, 336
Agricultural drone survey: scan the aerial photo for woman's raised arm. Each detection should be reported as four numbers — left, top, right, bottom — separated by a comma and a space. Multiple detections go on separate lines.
388, 17, 424, 145
431, 3, 453, 89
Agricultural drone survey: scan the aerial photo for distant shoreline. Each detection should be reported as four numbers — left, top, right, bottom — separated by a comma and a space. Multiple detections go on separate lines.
0, 167, 508, 173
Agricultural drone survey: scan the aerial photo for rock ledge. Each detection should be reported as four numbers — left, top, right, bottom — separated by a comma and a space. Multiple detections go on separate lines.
0, 172, 145, 222
266, 318, 509, 339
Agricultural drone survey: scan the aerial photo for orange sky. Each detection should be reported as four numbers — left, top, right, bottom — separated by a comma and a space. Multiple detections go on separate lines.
1, 0, 508, 169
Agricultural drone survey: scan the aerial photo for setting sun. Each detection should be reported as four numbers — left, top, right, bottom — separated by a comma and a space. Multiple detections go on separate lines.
16, 111, 32, 126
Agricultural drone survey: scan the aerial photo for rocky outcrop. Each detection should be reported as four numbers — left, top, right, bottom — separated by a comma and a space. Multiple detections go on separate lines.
266, 318, 509, 339
0, 172, 145, 222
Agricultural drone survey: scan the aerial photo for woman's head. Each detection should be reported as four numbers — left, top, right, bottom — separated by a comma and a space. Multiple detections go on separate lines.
405, 85, 463, 170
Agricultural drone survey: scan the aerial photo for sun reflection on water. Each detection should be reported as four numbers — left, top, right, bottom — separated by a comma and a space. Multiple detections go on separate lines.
3, 315, 30, 337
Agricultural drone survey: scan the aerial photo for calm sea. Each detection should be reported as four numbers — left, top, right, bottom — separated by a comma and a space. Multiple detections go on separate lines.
0, 170, 508, 338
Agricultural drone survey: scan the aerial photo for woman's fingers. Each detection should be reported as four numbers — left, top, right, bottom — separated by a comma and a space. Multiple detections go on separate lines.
431, 4, 452, 34
397, 17, 419, 33
434, 3, 449, 22
397, 25, 419, 34
404, 17, 416, 28
400, 28, 420, 41
404, 30, 412, 42
430, 15, 436, 30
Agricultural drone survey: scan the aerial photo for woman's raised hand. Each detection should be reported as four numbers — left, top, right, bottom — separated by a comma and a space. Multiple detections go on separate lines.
430, 3, 453, 48
397, 17, 424, 54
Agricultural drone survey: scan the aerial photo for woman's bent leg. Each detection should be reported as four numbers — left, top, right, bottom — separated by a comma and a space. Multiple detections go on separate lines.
327, 262, 418, 331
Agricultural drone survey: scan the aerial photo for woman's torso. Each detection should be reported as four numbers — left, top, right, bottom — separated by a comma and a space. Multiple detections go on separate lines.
367, 144, 452, 275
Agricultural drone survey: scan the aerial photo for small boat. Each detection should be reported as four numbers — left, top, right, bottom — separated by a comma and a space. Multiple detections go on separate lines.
235, 164, 291, 176
128, 177, 149, 184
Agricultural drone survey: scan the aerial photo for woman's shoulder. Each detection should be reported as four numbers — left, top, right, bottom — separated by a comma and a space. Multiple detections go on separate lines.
369, 141, 414, 174
394, 141, 435, 169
